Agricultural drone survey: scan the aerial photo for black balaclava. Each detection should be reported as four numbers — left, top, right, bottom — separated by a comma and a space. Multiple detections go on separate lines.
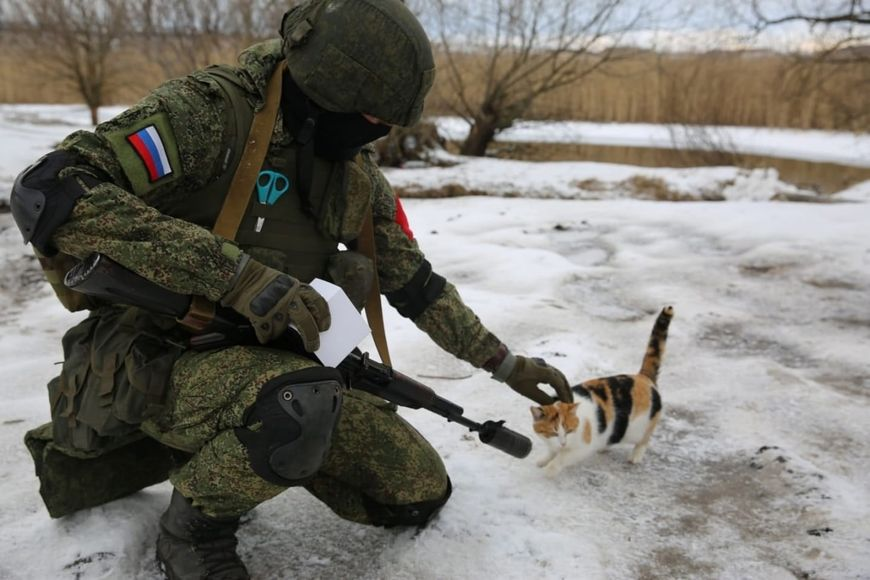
282, 71, 391, 162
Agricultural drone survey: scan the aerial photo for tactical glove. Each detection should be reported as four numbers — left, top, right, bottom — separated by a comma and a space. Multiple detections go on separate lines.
489, 348, 572, 405
221, 257, 330, 351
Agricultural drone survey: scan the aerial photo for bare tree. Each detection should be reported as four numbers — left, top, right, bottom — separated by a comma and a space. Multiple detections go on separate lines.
751, 0, 869, 27
134, 0, 295, 79
421, 0, 647, 156
137, 0, 230, 78
229, 0, 296, 46
7, 0, 131, 125
750, 0, 870, 130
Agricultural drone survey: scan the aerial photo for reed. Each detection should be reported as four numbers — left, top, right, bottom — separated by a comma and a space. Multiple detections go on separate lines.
0, 33, 866, 132
428, 49, 869, 132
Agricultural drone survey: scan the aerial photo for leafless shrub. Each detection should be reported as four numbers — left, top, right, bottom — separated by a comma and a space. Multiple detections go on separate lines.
422, 0, 648, 156
5, 0, 133, 124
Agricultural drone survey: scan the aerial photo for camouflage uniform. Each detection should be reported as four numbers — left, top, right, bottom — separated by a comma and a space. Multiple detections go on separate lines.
12, 3, 575, 578
48, 39, 500, 520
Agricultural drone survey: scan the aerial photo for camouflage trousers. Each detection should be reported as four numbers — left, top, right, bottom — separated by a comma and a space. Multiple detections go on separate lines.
140, 345, 450, 521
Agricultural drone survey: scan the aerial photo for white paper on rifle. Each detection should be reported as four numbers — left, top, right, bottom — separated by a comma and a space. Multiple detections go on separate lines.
306, 278, 370, 367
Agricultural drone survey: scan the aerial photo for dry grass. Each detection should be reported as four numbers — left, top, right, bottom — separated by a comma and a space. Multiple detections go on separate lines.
486, 141, 870, 194
1, 31, 867, 132
392, 184, 491, 199
429, 49, 869, 132
623, 175, 689, 201
0, 32, 241, 106
572, 175, 723, 201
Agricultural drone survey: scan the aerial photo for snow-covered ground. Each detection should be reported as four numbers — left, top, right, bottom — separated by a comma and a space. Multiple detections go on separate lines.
384, 155, 870, 202
3, 105, 870, 204
1, 106, 869, 579
435, 117, 870, 169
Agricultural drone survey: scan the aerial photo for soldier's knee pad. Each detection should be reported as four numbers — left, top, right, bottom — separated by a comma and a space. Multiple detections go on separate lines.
363, 477, 452, 528
235, 367, 343, 486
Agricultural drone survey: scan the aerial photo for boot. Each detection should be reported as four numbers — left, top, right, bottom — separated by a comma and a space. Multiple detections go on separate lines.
156, 489, 250, 580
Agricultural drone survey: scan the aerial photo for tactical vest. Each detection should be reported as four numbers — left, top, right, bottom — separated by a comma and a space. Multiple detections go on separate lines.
25, 48, 394, 519
40, 61, 373, 313
28, 60, 376, 469
159, 64, 373, 284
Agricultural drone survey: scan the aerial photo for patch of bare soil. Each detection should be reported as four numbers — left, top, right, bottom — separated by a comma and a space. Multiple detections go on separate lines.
392, 183, 492, 199
696, 321, 817, 369
635, 446, 837, 579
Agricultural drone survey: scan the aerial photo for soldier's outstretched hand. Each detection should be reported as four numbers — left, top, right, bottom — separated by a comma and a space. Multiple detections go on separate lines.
506, 356, 573, 405
221, 257, 331, 351
490, 351, 573, 405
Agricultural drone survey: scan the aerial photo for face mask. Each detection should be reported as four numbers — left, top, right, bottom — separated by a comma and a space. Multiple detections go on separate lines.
282, 71, 391, 161
312, 111, 391, 161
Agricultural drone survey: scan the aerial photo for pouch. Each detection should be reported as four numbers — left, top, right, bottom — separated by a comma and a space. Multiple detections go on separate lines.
326, 251, 373, 311
315, 158, 373, 243
24, 423, 178, 518
49, 306, 184, 454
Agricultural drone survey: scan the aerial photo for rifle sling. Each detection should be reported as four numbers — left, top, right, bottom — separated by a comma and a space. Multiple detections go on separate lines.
212, 61, 286, 239
182, 60, 393, 367
178, 62, 285, 332
357, 206, 392, 366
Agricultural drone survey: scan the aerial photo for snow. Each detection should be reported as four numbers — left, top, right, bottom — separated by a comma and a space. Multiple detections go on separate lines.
384, 155, 819, 202
436, 117, 870, 169
1, 105, 869, 579
0, 105, 127, 193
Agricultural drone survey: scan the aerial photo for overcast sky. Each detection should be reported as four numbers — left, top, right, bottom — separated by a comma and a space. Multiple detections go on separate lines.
417, 0, 865, 53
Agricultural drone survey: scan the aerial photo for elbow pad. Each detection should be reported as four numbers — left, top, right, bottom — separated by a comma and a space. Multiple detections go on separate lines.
385, 260, 446, 320
11, 150, 101, 256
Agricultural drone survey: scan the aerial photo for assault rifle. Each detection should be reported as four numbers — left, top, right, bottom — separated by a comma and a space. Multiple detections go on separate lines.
64, 253, 532, 459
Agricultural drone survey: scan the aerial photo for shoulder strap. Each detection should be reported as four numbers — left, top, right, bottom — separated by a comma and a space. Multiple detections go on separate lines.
356, 207, 392, 366
178, 62, 285, 332
212, 61, 286, 240
189, 62, 393, 364
200, 65, 255, 205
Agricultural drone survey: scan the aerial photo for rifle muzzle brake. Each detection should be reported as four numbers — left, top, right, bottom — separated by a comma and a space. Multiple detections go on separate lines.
477, 421, 532, 459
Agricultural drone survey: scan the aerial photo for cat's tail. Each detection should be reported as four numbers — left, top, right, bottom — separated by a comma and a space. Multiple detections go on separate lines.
639, 306, 674, 383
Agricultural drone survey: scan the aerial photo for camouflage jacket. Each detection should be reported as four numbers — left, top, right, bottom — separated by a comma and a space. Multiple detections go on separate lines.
52, 40, 502, 369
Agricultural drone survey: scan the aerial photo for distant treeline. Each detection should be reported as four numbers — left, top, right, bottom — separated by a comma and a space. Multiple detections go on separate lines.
0, 30, 866, 132
426, 49, 869, 132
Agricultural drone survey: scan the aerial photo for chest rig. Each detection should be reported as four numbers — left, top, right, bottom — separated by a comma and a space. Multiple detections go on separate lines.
189, 62, 375, 283
193, 61, 392, 364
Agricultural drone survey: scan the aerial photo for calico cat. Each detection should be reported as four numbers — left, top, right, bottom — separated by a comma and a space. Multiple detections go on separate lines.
531, 306, 673, 476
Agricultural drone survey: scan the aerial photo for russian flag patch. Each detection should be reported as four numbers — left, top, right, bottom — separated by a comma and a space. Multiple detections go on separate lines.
127, 125, 173, 182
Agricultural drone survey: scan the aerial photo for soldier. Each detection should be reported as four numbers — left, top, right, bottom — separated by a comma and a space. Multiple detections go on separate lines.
11, 1, 572, 578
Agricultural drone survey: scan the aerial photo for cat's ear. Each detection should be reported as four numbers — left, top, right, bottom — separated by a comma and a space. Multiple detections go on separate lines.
530, 406, 545, 420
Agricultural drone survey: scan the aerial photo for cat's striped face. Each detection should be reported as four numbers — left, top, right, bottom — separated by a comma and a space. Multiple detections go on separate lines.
531, 403, 579, 446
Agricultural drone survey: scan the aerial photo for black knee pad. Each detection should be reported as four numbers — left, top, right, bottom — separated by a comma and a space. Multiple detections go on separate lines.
235, 367, 343, 486
363, 477, 453, 528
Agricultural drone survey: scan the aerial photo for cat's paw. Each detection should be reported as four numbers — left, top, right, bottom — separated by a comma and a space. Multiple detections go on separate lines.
544, 462, 565, 478
629, 445, 649, 464
536, 456, 554, 468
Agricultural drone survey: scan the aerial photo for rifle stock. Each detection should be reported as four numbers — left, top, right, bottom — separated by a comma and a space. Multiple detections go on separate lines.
64, 253, 532, 459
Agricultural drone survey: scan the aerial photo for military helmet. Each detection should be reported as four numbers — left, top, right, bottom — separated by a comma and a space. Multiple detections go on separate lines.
280, 0, 435, 127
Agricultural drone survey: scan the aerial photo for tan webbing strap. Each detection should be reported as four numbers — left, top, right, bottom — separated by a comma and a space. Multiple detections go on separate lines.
179, 62, 285, 332
212, 61, 286, 240
357, 207, 392, 366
